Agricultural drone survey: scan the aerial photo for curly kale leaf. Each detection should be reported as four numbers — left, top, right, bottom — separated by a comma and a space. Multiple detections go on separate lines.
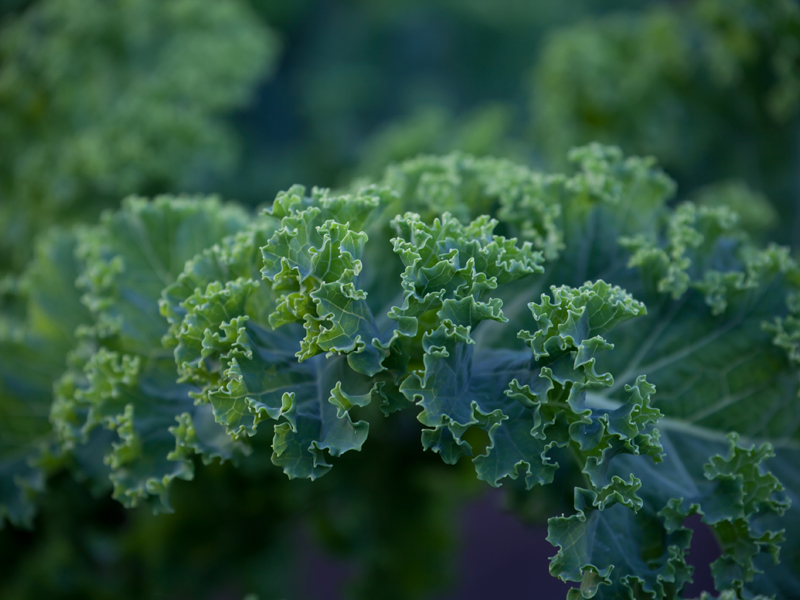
514, 152, 800, 598
261, 185, 396, 376
51, 196, 250, 510
8, 143, 796, 600
0, 229, 90, 528
162, 188, 392, 479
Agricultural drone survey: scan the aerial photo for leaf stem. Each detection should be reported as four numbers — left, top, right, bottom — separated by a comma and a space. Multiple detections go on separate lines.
585, 391, 800, 451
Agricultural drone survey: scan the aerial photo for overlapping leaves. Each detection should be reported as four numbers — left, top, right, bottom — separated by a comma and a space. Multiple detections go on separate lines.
0, 229, 90, 527
3, 144, 798, 600
509, 151, 800, 598
374, 144, 799, 598
50, 196, 249, 509
162, 186, 394, 479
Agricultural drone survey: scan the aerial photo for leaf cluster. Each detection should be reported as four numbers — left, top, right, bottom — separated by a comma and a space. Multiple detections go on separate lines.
1, 144, 798, 599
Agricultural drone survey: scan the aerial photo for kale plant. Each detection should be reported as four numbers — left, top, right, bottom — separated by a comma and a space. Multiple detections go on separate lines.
2, 144, 797, 599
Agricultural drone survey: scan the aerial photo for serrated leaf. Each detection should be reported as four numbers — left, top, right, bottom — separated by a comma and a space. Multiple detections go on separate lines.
164, 208, 383, 480
261, 186, 393, 376
51, 196, 250, 510
0, 229, 90, 528
533, 166, 800, 597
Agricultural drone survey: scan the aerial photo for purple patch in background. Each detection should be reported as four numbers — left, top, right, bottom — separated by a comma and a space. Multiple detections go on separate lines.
300, 490, 721, 599
439, 491, 721, 599
436, 489, 573, 600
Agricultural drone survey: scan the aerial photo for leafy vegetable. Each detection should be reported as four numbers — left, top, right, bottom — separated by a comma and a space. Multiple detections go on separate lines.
3, 144, 798, 599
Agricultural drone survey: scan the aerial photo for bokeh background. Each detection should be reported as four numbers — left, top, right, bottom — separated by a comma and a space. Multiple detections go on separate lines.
0, 0, 797, 598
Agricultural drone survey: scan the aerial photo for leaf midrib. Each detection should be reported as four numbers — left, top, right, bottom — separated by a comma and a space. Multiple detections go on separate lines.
585, 391, 800, 451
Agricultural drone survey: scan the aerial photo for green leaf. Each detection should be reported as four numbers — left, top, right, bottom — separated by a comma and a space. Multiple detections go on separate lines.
76, 195, 249, 352
385, 211, 542, 351
51, 196, 250, 510
478, 143, 676, 350
398, 271, 662, 511
548, 487, 696, 600
544, 189, 800, 596
376, 152, 563, 259
548, 434, 789, 599
164, 209, 381, 480
0, 229, 90, 528
261, 185, 394, 376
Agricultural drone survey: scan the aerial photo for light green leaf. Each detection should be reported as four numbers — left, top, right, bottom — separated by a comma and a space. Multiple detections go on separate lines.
261, 185, 394, 376
51, 196, 250, 509
164, 206, 382, 480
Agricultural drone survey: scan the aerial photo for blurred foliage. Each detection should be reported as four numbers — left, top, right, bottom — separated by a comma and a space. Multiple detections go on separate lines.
0, 228, 90, 529
223, 0, 643, 202
0, 0, 277, 273
0, 418, 479, 600
353, 103, 524, 179
531, 0, 800, 241
692, 180, 778, 238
